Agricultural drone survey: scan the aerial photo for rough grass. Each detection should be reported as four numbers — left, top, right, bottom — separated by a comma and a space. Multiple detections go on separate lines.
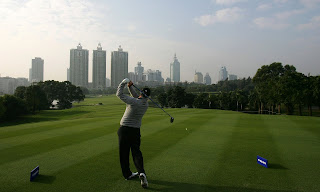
0, 96, 319, 192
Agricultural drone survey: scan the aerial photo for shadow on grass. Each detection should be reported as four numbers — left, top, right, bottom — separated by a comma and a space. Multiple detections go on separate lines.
31, 175, 56, 184
268, 163, 288, 170
147, 180, 298, 192
0, 110, 90, 128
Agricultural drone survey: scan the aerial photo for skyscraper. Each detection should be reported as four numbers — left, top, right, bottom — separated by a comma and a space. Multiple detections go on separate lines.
170, 54, 180, 83
111, 46, 128, 87
204, 73, 212, 85
135, 62, 144, 82
70, 43, 89, 87
92, 43, 106, 89
219, 66, 228, 81
228, 74, 237, 80
194, 71, 203, 84
30, 57, 44, 83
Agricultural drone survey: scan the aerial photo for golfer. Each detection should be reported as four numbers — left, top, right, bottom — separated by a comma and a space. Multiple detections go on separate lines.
116, 78, 150, 188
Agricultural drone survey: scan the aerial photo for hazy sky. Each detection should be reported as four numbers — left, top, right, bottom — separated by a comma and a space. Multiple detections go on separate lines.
1, 0, 320, 83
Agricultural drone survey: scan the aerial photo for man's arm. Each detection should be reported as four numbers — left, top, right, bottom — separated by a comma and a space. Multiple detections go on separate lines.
128, 81, 139, 98
116, 79, 137, 104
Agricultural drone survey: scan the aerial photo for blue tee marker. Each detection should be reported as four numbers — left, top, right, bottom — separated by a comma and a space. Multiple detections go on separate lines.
30, 166, 39, 181
257, 156, 268, 168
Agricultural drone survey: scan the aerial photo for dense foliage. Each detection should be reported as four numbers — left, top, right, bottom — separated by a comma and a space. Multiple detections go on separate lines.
0, 81, 84, 122
149, 62, 319, 116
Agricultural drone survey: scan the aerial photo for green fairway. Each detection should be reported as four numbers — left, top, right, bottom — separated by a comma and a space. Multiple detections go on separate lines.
1, 95, 319, 192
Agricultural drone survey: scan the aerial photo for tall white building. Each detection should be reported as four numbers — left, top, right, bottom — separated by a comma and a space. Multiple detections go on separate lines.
194, 71, 203, 84
30, 57, 44, 83
70, 43, 89, 87
228, 74, 237, 80
92, 43, 106, 89
170, 54, 180, 83
135, 62, 144, 82
204, 73, 212, 85
219, 66, 228, 81
146, 69, 164, 82
0, 77, 29, 95
67, 68, 70, 82
111, 46, 128, 87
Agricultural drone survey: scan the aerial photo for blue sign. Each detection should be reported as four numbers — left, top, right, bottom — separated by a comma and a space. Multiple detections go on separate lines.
30, 166, 39, 181
257, 156, 268, 168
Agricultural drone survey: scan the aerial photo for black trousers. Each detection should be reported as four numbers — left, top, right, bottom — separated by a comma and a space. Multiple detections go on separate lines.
117, 126, 145, 179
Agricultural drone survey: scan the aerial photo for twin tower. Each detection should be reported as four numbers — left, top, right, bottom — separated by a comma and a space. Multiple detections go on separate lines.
69, 43, 128, 89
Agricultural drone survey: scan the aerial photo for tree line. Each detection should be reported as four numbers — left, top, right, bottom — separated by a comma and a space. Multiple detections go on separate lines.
0, 81, 84, 122
150, 63, 319, 116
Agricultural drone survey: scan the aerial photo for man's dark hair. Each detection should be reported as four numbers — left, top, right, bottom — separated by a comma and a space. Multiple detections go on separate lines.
141, 88, 151, 98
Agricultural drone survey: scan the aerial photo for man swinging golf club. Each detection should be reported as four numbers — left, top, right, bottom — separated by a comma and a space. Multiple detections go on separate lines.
116, 78, 150, 188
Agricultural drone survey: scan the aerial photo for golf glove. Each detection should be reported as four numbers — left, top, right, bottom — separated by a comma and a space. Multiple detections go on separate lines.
122, 78, 130, 84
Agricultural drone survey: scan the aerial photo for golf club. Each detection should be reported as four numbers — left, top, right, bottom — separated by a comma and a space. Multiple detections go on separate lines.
132, 84, 174, 123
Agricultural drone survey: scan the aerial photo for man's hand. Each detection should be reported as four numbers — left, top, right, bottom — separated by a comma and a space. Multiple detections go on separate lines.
128, 81, 133, 87
121, 78, 130, 84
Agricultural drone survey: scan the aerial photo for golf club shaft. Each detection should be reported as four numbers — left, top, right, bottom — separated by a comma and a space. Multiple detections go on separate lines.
132, 84, 173, 118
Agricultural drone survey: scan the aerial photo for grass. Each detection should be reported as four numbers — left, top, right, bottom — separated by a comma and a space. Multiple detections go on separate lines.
0, 95, 319, 192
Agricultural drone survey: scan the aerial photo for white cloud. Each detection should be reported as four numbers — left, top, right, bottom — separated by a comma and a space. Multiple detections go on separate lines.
253, 17, 290, 30
297, 15, 320, 30
299, 0, 320, 8
127, 24, 137, 32
214, 0, 247, 5
256, 4, 272, 11
273, 0, 289, 4
0, 0, 108, 41
194, 7, 244, 26
275, 9, 305, 20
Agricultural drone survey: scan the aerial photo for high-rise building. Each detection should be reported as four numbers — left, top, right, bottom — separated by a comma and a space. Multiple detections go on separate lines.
135, 62, 144, 82
92, 43, 106, 89
30, 57, 44, 83
67, 68, 70, 82
204, 73, 212, 85
146, 69, 164, 82
170, 54, 180, 83
0, 77, 29, 95
29, 68, 32, 83
111, 46, 128, 87
128, 72, 136, 82
106, 78, 111, 87
219, 66, 228, 81
194, 71, 203, 84
228, 74, 237, 80
70, 43, 89, 87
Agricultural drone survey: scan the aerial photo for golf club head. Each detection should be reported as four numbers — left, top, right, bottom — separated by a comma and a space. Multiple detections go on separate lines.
170, 117, 174, 123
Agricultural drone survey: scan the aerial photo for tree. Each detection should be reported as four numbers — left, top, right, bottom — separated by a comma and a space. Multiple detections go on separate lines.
157, 93, 168, 108
0, 95, 28, 121
167, 86, 186, 108
253, 63, 284, 114
304, 75, 316, 116
313, 76, 320, 110
0, 96, 6, 121
185, 93, 195, 108
279, 65, 299, 115
38, 80, 84, 109
14, 86, 27, 99
248, 89, 259, 111
193, 93, 209, 109
25, 85, 49, 114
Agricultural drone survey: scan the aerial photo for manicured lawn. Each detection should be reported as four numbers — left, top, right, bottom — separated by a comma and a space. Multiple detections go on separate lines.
0, 95, 319, 192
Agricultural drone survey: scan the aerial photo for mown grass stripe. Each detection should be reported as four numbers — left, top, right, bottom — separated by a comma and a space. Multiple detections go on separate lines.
0, 108, 195, 191
0, 118, 118, 150
264, 116, 320, 192
209, 114, 294, 191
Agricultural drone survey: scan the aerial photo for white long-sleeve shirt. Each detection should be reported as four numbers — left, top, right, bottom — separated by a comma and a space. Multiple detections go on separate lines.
116, 82, 148, 128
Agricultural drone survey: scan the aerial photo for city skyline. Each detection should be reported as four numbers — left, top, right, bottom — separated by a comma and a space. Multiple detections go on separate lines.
1, 0, 320, 83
